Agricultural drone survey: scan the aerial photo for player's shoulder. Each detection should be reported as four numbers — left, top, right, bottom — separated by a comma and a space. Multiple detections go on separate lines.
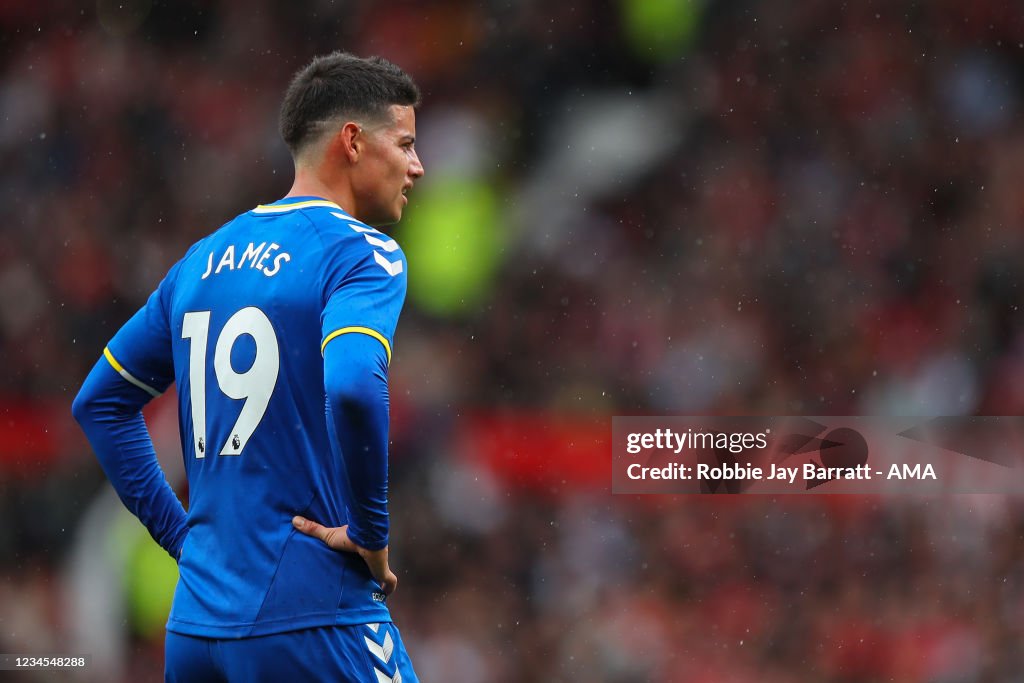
245, 198, 405, 279
302, 205, 405, 270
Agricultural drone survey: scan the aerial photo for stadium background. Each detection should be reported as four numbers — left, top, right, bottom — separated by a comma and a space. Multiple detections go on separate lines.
3, 0, 1024, 680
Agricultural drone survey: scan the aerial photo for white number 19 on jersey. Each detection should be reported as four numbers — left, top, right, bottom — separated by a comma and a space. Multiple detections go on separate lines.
181, 307, 280, 457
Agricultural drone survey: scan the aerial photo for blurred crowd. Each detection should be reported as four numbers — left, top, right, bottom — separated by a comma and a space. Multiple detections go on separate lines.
3, 0, 1024, 680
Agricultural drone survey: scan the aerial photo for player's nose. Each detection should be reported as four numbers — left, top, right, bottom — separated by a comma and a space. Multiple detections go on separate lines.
409, 151, 424, 180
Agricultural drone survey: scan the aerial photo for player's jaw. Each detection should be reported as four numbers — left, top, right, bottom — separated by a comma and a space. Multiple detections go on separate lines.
372, 178, 413, 226
375, 161, 421, 225
393, 156, 423, 222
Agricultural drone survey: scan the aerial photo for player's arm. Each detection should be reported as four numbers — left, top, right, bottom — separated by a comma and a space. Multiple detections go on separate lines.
324, 331, 392, 550
294, 235, 407, 593
293, 332, 396, 593
71, 265, 189, 561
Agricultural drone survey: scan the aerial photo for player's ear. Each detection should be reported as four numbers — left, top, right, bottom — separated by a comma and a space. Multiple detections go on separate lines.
333, 121, 362, 164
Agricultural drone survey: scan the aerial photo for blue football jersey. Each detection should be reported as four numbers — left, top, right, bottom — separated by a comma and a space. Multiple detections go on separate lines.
103, 197, 407, 637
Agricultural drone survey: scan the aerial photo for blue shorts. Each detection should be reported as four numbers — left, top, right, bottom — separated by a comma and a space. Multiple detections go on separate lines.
165, 623, 418, 683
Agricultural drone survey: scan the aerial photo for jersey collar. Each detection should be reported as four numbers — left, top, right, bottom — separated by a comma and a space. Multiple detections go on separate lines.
251, 197, 349, 215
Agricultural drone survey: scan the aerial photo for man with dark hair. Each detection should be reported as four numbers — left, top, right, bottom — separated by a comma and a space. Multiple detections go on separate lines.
72, 52, 423, 682
280, 52, 421, 154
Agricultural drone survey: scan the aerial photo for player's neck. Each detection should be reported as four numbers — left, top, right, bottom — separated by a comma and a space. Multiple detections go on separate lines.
285, 167, 358, 217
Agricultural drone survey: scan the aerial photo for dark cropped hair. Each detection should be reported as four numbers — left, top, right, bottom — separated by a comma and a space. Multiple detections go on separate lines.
279, 52, 420, 155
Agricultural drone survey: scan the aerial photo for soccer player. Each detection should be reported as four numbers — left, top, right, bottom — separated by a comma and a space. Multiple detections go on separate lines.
72, 52, 424, 683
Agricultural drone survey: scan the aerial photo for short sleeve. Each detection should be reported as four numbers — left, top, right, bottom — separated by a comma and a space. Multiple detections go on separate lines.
104, 259, 184, 398
320, 243, 408, 365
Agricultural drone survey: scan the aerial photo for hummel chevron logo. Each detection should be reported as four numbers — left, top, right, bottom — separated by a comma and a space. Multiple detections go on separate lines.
364, 631, 395, 663
365, 625, 401, 683
374, 251, 403, 276
331, 212, 402, 275
364, 234, 400, 252
332, 212, 380, 234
